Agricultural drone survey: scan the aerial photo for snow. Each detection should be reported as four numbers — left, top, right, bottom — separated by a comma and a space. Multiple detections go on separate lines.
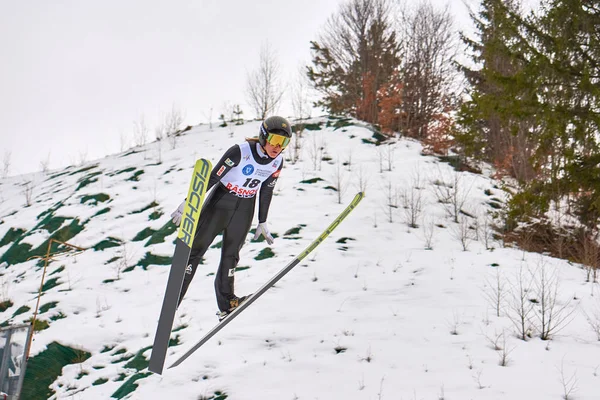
0, 117, 599, 399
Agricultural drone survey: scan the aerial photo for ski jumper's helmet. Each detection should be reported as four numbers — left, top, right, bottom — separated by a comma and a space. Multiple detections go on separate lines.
259, 116, 293, 148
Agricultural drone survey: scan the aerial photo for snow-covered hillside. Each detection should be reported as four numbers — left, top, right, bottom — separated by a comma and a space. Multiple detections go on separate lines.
0, 117, 599, 399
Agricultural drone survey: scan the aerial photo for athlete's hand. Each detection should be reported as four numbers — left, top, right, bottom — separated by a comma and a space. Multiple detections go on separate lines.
253, 222, 274, 245
170, 200, 186, 226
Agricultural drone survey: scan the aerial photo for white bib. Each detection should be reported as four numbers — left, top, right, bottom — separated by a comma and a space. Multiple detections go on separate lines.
219, 142, 282, 198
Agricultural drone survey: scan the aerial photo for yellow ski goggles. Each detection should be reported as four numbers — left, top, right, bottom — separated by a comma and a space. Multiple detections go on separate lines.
266, 132, 290, 148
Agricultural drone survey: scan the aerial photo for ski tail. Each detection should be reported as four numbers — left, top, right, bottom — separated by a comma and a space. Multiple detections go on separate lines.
149, 158, 212, 375
168, 192, 364, 369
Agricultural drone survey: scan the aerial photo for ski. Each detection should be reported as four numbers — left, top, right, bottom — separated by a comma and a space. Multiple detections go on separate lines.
149, 158, 212, 375
168, 191, 365, 369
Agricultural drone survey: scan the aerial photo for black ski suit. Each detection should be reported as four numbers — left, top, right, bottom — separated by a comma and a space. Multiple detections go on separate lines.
178, 141, 283, 312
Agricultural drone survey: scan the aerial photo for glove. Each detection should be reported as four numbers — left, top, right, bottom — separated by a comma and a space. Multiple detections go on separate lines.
170, 200, 186, 226
253, 222, 274, 245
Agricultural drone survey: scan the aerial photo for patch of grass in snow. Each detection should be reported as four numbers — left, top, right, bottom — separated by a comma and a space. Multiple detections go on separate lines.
75, 171, 103, 191
149, 210, 163, 220
69, 164, 99, 176
0, 227, 26, 247
49, 265, 65, 275
254, 248, 275, 261
300, 177, 324, 184
12, 305, 29, 318
145, 221, 177, 246
137, 252, 171, 270
2, 218, 87, 265
0, 300, 13, 312
41, 277, 61, 292
80, 193, 110, 205
111, 372, 152, 399
93, 237, 122, 251
131, 201, 158, 215
93, 207, 111, 217
92, 377, 109, 386
49, 312, 66, 321
21, 341, 91, 400
123, 346, 152, 371
126, 170, 145, 182
39, 301, 58, 313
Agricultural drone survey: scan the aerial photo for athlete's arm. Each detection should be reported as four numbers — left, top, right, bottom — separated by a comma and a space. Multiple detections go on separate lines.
207, 145, 241, 191
257, 159, 284, 223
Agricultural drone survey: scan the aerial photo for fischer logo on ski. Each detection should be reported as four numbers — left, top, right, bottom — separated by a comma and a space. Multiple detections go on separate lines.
179, 161, 210, 246
149, 158, 212, 375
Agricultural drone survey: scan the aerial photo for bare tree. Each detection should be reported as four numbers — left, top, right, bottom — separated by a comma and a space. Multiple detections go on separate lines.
397, 1, 458, 139
421, 215, 435, 249
584, 295, 600, 341
133, 114, 149, 148
22, 179, 34, 207
532, 260, 575, 340
384, 142, 395, 171
400, 174, 424, 228
354, 165, 369, 194
246, 42, 284, 120
452, 215, 474, 251
165, 104, 185, 149
2, 150, 11, 179
288, 125, 304, 165
507, 265, 535, 341
557, 358, 578, 400
383, 180, 399, 223
332, 159, 348, 204
307, 133, 324, 171
431, 167, 474, 223
39, 152, 51, 174
483, 268, 507, 317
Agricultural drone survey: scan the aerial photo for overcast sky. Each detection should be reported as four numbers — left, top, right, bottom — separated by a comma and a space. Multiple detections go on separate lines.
0, 0, 476, 177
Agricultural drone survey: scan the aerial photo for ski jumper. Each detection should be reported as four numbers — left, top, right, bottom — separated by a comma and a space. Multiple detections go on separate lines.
178, 141, 283, 311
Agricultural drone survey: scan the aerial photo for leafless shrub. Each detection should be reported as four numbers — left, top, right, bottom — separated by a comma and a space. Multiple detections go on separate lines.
532, 259, 576, 340
472, 369, 485, 389
482, 328, 504, 351
246, 42, 284, 120
383, 180, 399, 223
557, 358, 578, 400
39, 152, 51, 174
497, 331, 514, 367
383, 142, 395, 171
448, 310, 461, 335
133, 114, 149, 148
483, 267, 507, 317
307, 133, 324, 171
1, 150, 11, 179
354, 165, 369, 194
165, 105, 185, 150
288, 125, 303, 165
507, 265, 535, 341
401, 185, 424, 229
478, 210, 496, 250
584, 296, 600, 341
421, 216, 435, 250
431, 167, 474, 223
331, 159, 348, 204
452, 215, 474, 251
22, 179, 34, 207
